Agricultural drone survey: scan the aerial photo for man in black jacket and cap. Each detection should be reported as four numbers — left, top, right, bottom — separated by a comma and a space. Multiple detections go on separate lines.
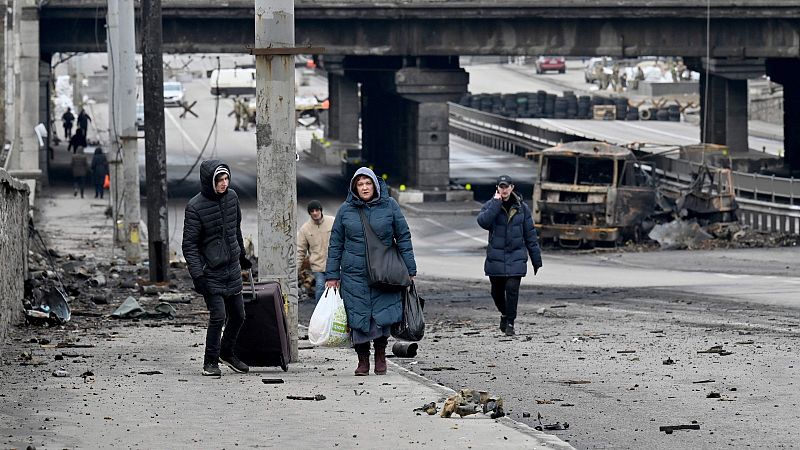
182, 160, 252, 376
477, 175, 543, 337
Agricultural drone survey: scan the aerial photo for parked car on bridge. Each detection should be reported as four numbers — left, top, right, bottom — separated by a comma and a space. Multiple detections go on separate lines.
584, 57, 614, 84
535, 56, 566, 74
163, 81, 185, 106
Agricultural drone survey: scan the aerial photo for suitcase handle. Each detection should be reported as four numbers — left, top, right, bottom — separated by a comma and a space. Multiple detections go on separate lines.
248, 268, 256, 295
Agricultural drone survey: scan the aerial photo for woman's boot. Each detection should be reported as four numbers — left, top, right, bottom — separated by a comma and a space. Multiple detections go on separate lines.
374, 339, 388, 375
354, 343, 370, 376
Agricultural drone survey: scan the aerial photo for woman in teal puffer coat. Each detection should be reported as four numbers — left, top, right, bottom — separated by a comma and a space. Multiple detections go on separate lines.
325, 167, 416, 376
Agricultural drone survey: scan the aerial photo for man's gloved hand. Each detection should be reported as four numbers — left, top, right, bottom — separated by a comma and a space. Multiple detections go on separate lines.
192, 276, 208, 295
533, 265, 540, 276
239, 255, 253, 270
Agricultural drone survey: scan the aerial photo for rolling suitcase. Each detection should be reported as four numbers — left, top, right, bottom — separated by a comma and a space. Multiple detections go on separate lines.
234, 273, 291, 371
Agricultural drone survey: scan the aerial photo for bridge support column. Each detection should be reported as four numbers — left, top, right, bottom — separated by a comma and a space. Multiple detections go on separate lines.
356, 60, 468, 198
327, 72, 360, 145
12, 4, 41, 178
766, 58, 800, 174
695, 58, 765, 156
700, 74, 748, 154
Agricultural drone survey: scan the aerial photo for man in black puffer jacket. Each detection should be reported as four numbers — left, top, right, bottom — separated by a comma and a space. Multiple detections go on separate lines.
477, 174, 543, 337
182, 160, 252, 376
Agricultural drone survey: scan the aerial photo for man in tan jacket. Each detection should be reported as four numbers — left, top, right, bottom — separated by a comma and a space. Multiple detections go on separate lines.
298, 200, 334, 302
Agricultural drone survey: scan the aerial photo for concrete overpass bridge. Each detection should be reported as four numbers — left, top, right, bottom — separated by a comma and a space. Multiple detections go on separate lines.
6, 0, 800, 196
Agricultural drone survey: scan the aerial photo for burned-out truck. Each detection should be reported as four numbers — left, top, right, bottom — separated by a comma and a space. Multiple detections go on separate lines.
533, 142, 656, 247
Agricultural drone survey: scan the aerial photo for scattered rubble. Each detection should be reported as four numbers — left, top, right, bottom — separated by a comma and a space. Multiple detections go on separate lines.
697, 345, 733, 356
286, 394, 326, 401
434, 389, 505, 419
660, 422, 700, 434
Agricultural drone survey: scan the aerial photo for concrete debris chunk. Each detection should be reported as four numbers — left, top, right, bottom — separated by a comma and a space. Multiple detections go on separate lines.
439, 389, 504, 419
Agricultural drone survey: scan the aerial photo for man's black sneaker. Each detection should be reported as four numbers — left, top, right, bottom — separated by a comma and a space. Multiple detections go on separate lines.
219, 354, 249, 374
202, 363, 222, 377
500, 315, 508, 333
505, 324, 516, 337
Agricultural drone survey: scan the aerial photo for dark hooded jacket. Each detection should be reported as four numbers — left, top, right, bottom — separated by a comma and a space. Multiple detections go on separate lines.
477, 192, 543, 277
182, 160, 244, 296
325, 167, 417, 334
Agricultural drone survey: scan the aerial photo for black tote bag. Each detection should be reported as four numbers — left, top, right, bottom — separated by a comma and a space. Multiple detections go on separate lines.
391, 282, 425, 342
358, 208, 411, 290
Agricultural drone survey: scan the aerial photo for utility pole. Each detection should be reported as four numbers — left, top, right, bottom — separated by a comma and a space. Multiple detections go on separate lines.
106, 0, 121, 245
141, 0, 169, 281
69, 55, 81, 112
255, 0, 298, 361
111, 0, 141, 263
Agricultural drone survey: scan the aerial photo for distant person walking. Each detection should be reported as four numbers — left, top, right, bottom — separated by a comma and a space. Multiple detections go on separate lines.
67, 128, 87, 154
297, 200, 334, 302
477, 175, 543, 336
90, 147, 109, 199
62, 108, 75, 139
182, 160, 252, 377
325, 167, 416, 376
70, 150, 89, 198
77, 108, 92, 136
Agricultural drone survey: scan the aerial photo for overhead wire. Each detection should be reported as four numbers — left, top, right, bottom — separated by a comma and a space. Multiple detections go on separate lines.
701, 0, 712, 150
174, 56, 222, 184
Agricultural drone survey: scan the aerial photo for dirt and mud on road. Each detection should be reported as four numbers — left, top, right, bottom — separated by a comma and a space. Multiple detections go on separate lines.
384, 278, 800, 450
4, 200, 799, 449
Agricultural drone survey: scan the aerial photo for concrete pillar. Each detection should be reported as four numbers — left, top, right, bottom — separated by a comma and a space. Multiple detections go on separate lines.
391, 64, 468, 195
700, 73, 748, 153
766, 58, 800, 173
326, 73, 359, 144
700, 73, 728, 146
349, 57, 467, 197
724, 79, 748, 154
1, 2, 5, 149
39, 58, 50, 184
16, 4, 40, 175
409, 101, 450, 192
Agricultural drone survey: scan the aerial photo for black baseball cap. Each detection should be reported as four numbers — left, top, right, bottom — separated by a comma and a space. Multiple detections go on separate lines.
496, 175, 513, 187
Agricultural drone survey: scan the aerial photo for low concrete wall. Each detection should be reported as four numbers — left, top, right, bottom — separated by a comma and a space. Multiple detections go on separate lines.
749, 92, 783, 125
0, 169, 30, 349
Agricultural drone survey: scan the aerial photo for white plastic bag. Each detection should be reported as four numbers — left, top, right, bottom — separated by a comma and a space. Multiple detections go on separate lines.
308, 287, 349, 347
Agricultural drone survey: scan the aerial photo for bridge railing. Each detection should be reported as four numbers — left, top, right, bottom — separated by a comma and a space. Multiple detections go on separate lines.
448, 102, 800, 234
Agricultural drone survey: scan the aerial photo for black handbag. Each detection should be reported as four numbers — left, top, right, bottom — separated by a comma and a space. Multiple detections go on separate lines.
391, 282, 425, 341
358, 208, 410, 290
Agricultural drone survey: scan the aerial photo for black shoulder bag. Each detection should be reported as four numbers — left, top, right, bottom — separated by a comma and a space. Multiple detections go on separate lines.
358, 208, 410, 290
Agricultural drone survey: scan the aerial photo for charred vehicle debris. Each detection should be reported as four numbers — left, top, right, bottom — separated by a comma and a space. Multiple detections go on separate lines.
532, 141, 739, 248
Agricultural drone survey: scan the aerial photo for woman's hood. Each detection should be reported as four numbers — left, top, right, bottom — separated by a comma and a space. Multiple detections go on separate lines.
347, 167, 388, 205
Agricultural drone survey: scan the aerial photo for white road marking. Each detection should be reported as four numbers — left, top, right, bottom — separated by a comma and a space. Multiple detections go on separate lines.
422, 217, 487, 245
164, 108, 202, 155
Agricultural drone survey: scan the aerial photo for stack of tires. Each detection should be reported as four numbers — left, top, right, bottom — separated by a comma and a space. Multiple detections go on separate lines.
457, 92, 681, 123
543, 94, 556, 118
668, 104, 681, 122
577, 96, 592, 119
626, 106, 639, 121
615, 97, 628, 120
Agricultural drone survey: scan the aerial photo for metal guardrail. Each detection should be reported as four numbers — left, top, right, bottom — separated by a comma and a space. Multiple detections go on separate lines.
448, 102, 800, 234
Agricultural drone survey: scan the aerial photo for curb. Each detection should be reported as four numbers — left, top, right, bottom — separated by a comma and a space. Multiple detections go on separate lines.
387, 359, 576, 450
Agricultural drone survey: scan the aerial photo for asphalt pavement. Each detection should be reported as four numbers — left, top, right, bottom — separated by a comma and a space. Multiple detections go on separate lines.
0, 145, 574, 450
